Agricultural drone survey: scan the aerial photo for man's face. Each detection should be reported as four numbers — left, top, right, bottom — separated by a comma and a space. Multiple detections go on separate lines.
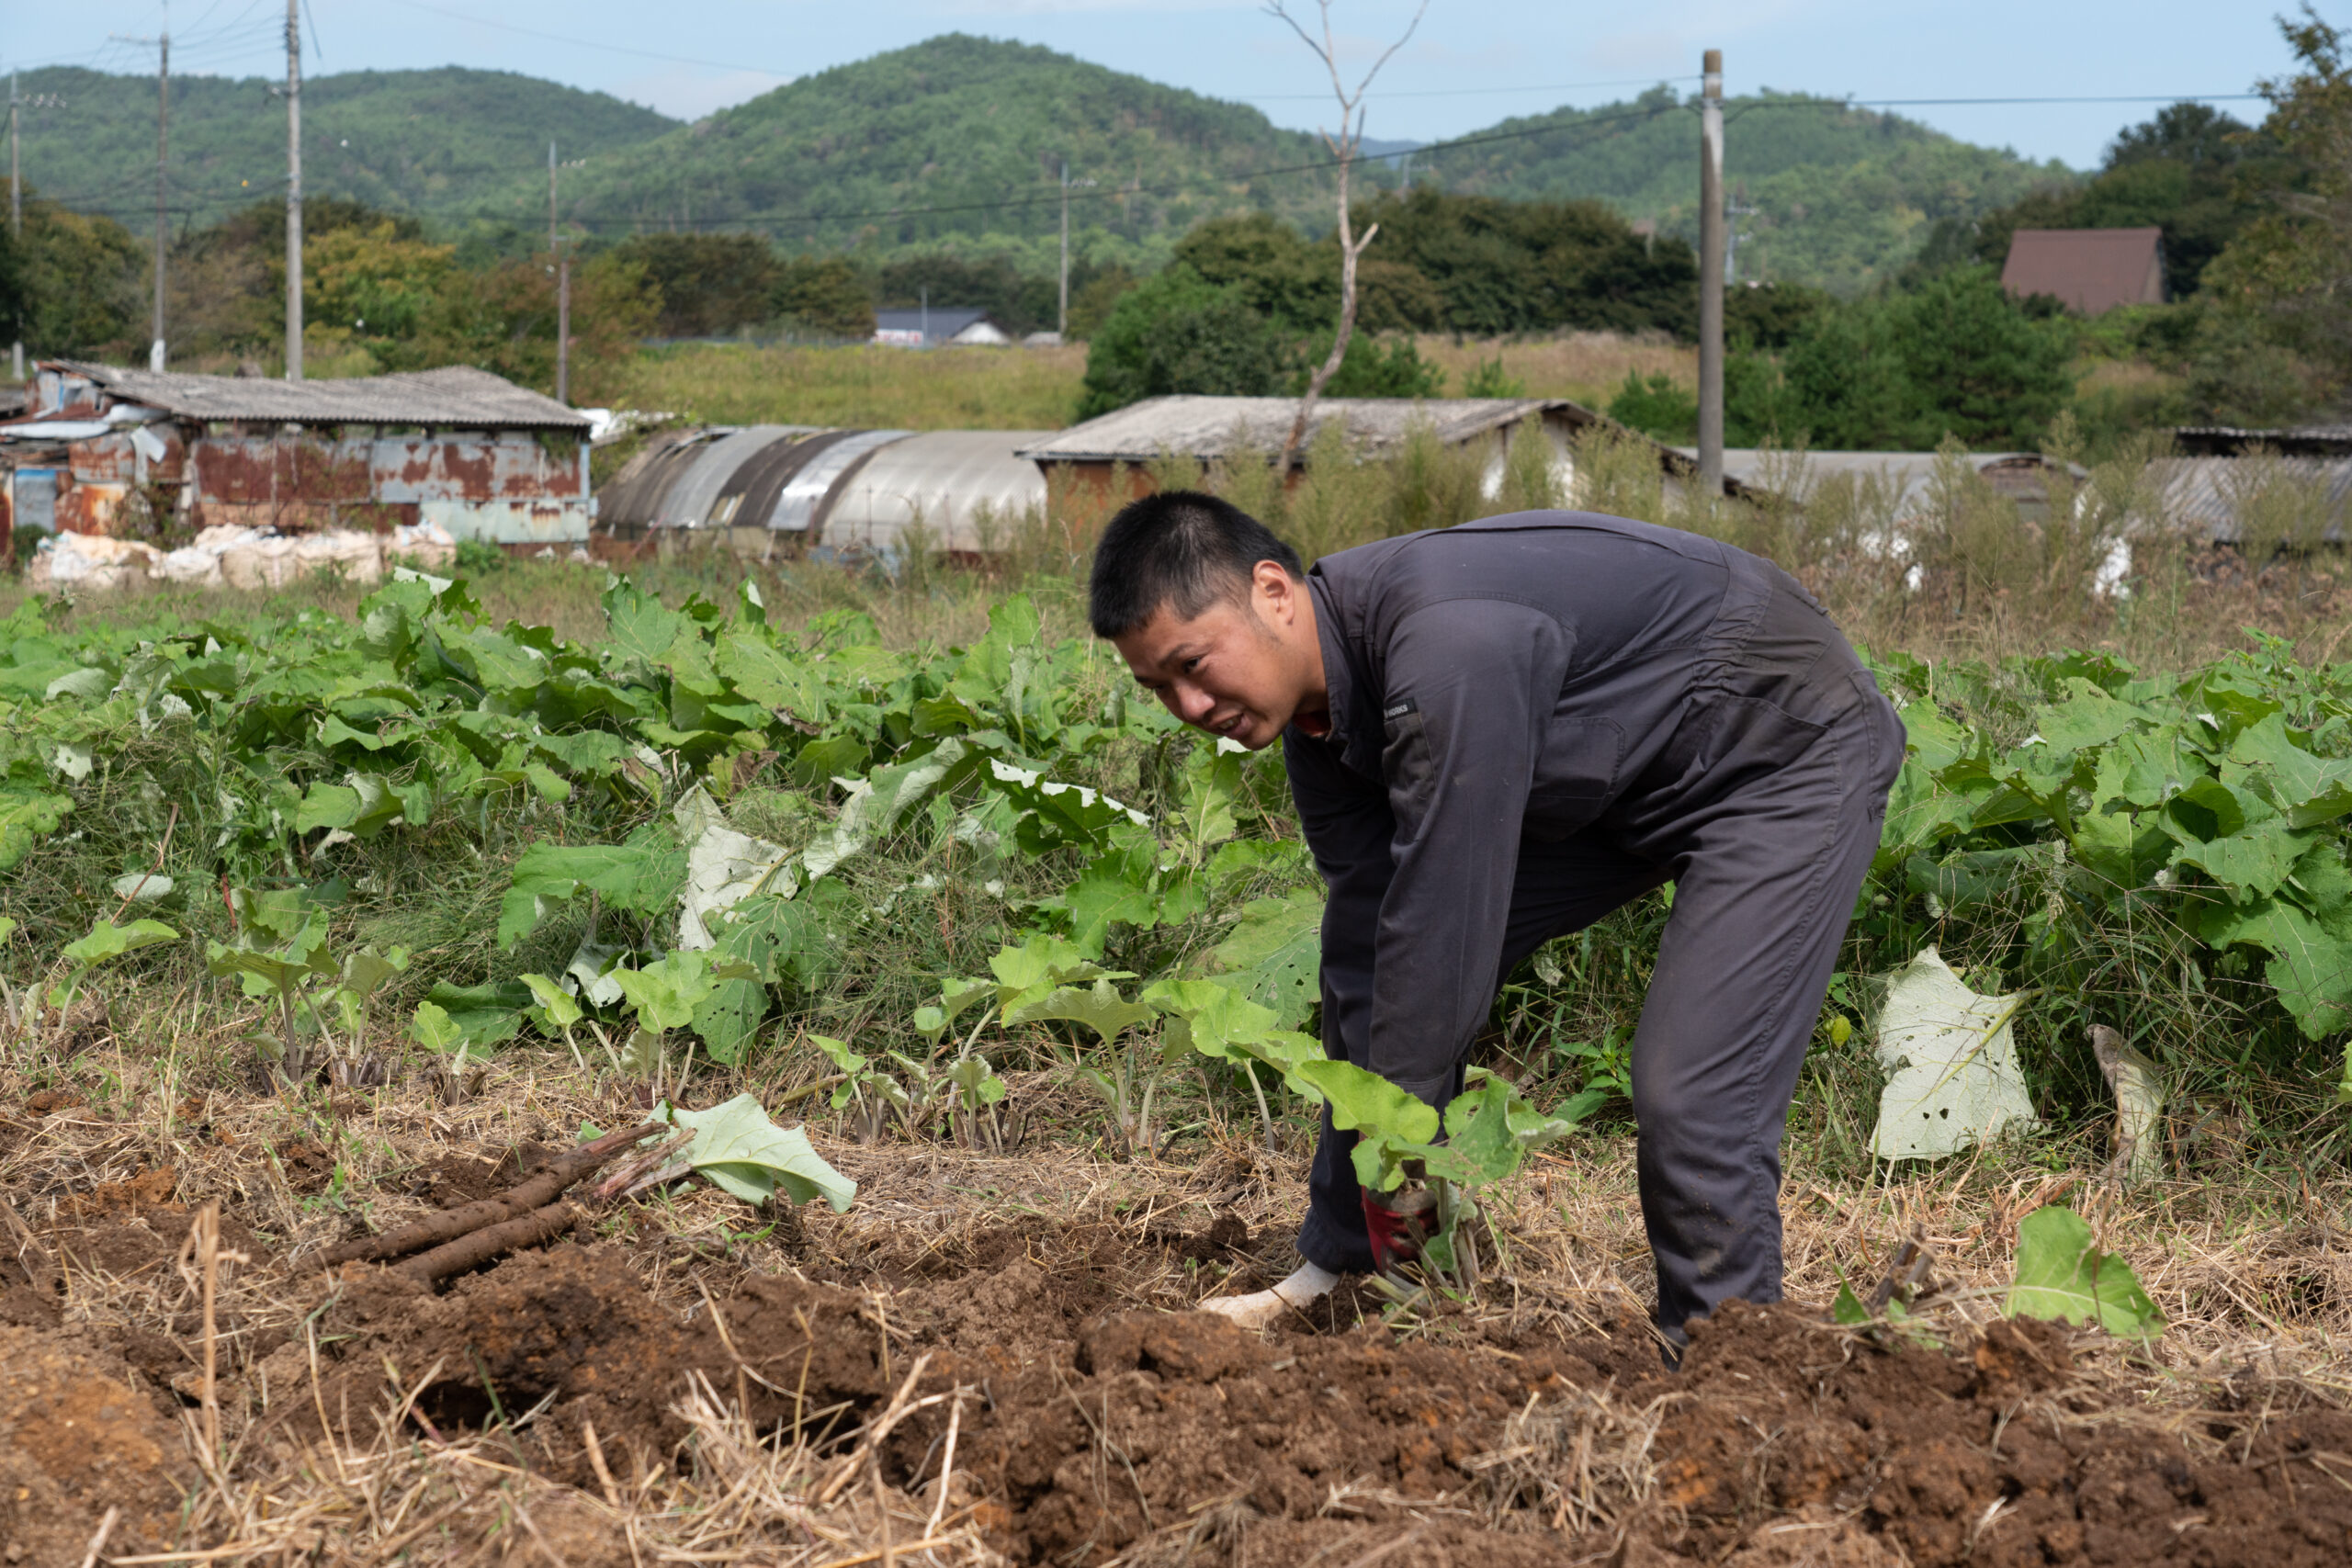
1110, 562, 1321, 750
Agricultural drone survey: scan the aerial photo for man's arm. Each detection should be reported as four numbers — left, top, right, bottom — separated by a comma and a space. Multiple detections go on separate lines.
1366, 600, 1572, 1104
1283, 729, 1391, 1069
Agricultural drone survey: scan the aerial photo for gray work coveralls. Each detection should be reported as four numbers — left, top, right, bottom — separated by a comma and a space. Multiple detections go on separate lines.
1284, 510, 1904, 1334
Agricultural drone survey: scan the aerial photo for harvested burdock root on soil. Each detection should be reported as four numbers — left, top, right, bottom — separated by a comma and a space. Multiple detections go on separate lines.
318, 1121, 663, 1269
393, 1199, 582, 1284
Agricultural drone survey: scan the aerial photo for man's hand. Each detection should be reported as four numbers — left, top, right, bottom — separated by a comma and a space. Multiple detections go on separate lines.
1361, 1184, 1437, 1274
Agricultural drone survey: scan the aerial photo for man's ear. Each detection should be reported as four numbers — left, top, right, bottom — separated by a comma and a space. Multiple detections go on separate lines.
1253, 559, 1299, 624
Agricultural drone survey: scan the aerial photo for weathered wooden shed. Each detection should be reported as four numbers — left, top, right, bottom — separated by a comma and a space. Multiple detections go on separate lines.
1011, 395, 1701, 508
0, 360, 593, 552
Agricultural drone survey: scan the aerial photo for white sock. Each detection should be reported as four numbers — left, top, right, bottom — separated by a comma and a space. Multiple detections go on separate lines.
1198, 1261, 1339, 1328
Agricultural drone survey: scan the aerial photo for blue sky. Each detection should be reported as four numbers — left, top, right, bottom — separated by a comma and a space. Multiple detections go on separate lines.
6, 0, 2324, 171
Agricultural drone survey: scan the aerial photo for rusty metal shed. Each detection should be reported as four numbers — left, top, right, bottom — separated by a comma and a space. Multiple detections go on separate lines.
0, 360, 594, 547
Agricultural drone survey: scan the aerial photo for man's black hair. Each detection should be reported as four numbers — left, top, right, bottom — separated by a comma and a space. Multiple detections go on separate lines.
1088, 490, 1305, 638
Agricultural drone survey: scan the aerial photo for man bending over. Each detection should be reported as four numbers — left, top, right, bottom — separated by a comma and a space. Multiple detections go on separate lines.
1091, 493, 1904, 1346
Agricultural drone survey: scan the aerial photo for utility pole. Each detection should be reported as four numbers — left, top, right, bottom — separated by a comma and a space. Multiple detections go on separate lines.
9, 72, 22, 383
110, 15, 172, 370
1054, 163, 1094, 340
549, 141, 570, 403
285, 0, 303, 381
1696, 48, 1724, 502
1727, 194, 1759, 285
153, 15, 170, 371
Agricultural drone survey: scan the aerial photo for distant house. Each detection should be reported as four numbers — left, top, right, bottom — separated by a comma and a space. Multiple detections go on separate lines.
2000, 228, 2166, 315
872, 310, 1012, 348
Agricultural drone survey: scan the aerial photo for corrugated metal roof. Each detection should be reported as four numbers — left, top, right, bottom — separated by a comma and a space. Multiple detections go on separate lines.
1713, 447, 2349, 542
820, 430, 1053, 552
596, 430, 718, 530
729, 430, 858, 532
1015, 396, 1602, 464
2000, 228, 2165, 315
773, 431, 912, 533
2149, 456, 2351, 543
2173, 425, 2352, 457
1699, 449, 2085, 518
40, 360, 590, 431
657, 425, 808, 528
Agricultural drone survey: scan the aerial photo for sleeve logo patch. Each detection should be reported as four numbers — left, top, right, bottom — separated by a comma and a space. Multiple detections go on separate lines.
1383, 696, 1419, 720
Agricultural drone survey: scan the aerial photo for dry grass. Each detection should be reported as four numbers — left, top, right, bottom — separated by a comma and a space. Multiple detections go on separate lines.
616, 342, 1091, 431
1412, 331, 1694, 408
599, 331, 1687, 435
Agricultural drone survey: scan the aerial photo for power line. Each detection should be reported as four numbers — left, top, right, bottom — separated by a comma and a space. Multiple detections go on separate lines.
11, 74, 2283, 238
383, 0, 786, 79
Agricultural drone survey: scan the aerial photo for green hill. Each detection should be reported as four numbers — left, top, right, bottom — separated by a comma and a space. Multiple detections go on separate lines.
17, 41, 2078, 295
8, 64, 674, 233
1425, 86, 2077, 294
554, 35, 1339, 265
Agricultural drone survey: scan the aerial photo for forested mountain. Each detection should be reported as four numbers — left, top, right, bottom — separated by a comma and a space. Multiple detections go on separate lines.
16, 39, 2074, 292
1423, 87, 2075, 294
6, 64, 674, 235
552, 36, 1338, 261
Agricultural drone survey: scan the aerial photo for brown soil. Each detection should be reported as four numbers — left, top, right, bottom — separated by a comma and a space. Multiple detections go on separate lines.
8, 1154, 2352, 1566
0, 1321, 196, 1562
199, 1226, 2352, 1567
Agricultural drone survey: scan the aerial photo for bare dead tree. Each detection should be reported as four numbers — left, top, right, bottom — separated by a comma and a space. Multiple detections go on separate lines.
1267, 0, 1430, 465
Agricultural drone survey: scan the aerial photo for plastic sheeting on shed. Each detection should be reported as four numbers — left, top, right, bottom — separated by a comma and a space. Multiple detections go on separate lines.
659, 426, 812, 530
820, 430, 1052, 552
593, 430, 714, 530
771, 430, 912, 534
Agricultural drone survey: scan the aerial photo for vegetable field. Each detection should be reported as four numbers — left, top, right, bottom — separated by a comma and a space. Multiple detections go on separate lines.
4, 563, 2351, 1566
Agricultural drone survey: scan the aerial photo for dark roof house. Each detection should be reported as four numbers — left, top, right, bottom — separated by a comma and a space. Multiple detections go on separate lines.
872, 310, 1012, 348
2000, 228, 2166, 315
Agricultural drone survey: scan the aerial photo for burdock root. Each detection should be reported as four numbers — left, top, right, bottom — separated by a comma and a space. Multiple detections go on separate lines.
319, 1121, 665, 1279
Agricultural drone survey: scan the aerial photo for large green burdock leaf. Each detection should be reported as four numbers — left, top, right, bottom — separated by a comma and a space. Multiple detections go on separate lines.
1212, 888, 1324, 1030
517, 972, 583, 1032
667, 1093, 856, 1212
294, 773, 410, 839
2036, 679, 2147, 754
497, 836, 685, 948
65, 919, 178, 965
1007, 977, 1155, 1046
987, 933, 1110, 1014
1296, 1058, 1439, 1142
2006, 1206, 2162, 1340
0, 786, 73, 872
613, 949, 749, 1034
2199, 895, 2352, 1040
424, 980, 534, 1047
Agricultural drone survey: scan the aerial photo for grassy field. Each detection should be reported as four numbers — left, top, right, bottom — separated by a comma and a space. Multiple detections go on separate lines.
616, 340, 1092, 430
606, 332, 1698, 433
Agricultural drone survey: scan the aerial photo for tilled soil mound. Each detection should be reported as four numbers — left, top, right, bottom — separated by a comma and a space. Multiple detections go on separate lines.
204, 1235, 2351, 1566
